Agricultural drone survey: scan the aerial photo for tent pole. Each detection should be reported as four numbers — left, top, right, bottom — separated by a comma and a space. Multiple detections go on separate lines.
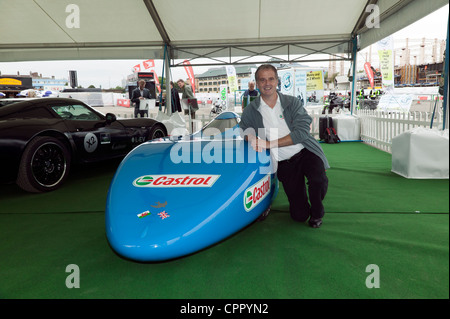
165, 44, 172, 116
160, 44, 166, 112
350, 36, 358, 115
442, 14, 449, 130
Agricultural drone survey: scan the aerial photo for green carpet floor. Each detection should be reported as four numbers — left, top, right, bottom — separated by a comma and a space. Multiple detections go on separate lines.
0, 142, 448, 300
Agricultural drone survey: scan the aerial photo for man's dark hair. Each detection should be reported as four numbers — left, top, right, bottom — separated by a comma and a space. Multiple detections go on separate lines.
255, 64, 278, 81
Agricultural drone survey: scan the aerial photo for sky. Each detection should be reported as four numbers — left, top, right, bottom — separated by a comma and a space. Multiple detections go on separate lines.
0, 4, 448, 89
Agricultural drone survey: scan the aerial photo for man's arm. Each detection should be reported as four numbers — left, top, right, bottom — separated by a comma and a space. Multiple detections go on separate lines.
184, 86, 195, 99
249, 134, 293, 152
130, 90, 140, 104
287, 97, 313, 144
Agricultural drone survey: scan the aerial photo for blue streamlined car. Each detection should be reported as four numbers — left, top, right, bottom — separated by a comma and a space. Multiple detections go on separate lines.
106, 112, 278, 262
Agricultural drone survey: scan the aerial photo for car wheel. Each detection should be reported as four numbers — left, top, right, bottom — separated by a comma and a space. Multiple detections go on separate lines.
16, 136, 71, 193
148, 124, 167, 140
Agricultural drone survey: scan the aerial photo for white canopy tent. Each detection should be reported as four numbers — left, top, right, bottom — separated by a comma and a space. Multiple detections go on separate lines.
0, 0, 448, 120
1, 0, 447, 63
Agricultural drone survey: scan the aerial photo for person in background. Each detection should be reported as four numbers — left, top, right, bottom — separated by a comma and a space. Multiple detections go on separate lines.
170, 81, 182, 113
242, 80, 259, 108
243, 81, 258, 98
177, 79, 197, 131
131, 80, 151, 118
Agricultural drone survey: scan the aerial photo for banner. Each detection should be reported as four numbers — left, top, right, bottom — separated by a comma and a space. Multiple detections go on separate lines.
153, 71, 161, 94
377, 36, 394, 92
364, 62, 375, 88
143, 59, 155, 70
133, 64, 141, 73
219, 84, 228, 109
183, 60, 196, 94
279, 70, 294, 96
294, 70, 307, 106
225, 65, 239, 93
306, 70, 324, 103
306, 71, 324, 91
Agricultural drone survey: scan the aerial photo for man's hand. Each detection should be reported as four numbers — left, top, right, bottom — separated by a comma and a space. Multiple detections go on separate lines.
248, 135, 269, 152
247, 134, 294, 152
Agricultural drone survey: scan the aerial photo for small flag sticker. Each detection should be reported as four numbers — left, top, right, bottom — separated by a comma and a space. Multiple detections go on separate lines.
158, 211, 170, 220
137, 211, 151, 218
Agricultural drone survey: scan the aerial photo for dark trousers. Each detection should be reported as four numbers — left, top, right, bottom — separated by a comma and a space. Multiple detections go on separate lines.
277, 148, 328, 222
134, 106, 147, 118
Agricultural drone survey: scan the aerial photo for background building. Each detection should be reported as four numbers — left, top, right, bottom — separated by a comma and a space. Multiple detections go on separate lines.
195, 65, 257, 93
31, 72, 67, 91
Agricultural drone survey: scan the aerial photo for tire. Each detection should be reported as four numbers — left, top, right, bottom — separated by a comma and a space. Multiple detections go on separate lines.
16, 136, 71, 193
148, 123, 167, 140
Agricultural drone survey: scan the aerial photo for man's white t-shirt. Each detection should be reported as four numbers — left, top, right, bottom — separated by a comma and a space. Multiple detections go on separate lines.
258, 94, 304, 161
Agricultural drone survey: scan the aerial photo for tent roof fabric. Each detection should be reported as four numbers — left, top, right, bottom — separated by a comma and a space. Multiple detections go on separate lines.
0, 0, 447, 65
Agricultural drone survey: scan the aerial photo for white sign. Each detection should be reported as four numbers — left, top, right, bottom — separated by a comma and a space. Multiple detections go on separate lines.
279, 70, 295, 96
378, 94, 413, 112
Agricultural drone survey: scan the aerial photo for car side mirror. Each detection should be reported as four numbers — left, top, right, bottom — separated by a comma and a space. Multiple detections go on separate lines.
105, 113, 116, 124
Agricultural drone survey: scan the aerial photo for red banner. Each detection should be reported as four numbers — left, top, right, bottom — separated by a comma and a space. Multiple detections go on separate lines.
153, 71, 161, 93
133, 64, 141, 73
182, 60, 196, 94
364, 62, 374, 88
117, 99, 131, 107
143, 59, 155, 69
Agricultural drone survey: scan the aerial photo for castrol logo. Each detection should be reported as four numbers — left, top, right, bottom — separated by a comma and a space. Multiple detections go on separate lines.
243, 174, 271, 212
133, 174, 220, 187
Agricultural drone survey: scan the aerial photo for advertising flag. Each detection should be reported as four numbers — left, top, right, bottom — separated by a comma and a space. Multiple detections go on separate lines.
182, 60, 196, 94
133, 64, 141, 73
226, 65, 238, 93
364, 62, 375, 88
377, 36, 394, 92
143, 59, 155, 69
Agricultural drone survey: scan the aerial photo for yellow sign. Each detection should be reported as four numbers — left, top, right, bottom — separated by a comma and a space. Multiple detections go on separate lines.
306, 71, 324, 91
0, 78, 22, 86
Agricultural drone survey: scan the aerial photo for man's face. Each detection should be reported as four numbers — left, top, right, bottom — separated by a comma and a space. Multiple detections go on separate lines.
249, 82, 255, 91
177, 81, 184, 88
139, 81, 145, 89
256, 69, 278, 99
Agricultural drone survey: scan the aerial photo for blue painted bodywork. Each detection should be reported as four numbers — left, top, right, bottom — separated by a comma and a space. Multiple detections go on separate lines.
106, 112, 278, 262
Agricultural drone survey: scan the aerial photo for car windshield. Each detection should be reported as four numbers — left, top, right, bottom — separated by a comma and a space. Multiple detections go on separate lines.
198, 116, 240, 139
52, 104, 102, 120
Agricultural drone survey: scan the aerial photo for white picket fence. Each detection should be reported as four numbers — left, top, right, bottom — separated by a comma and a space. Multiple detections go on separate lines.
354, 109, 446, 153
306, 108, 447, 153
127, 107, 448, 154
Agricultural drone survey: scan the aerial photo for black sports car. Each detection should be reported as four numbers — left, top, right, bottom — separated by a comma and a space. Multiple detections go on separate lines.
0, 98, 167, 192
